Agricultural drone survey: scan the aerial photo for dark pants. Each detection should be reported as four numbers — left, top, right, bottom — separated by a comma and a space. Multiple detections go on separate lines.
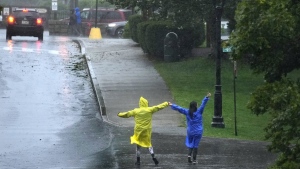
76, 23, 82, 35
68, 24, 78, 35
188, 148, 198, 161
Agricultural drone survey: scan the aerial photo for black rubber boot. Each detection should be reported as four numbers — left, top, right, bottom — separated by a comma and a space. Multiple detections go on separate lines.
135, 157, 140, 166
153, 157, 159, 165
188, 156, 192, 163
188, 148, 193, 163
192, 148, 198, 164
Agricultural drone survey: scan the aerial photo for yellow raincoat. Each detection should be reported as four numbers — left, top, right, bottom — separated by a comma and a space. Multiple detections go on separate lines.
118, 97, 168, 147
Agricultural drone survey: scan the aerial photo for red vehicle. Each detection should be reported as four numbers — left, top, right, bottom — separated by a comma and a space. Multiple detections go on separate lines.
80, 8, 132, 36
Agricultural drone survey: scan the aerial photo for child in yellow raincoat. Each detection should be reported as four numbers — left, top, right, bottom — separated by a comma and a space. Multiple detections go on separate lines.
118, 96, 169, 166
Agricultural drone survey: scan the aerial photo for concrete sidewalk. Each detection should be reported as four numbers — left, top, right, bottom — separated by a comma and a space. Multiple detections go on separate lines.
76, 38, 184, 134
74, 38, 277, 168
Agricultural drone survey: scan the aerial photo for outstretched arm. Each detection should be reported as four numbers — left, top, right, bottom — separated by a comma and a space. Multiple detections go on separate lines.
169, 103, 188, 115
150, 102, 169, 114
117, 109, 135, 118
198, 92, 211, 114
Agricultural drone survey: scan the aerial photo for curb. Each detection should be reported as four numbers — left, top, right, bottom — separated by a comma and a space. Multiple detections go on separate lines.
73, 39, 121, 126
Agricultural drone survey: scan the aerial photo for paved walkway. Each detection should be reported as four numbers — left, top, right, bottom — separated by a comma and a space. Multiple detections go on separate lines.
77, 38, 184, 133
74, 38, 277, 168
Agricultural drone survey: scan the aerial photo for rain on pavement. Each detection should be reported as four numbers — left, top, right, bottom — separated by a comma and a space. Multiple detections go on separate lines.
0, 30, 277, 169
0, 30, 115, 168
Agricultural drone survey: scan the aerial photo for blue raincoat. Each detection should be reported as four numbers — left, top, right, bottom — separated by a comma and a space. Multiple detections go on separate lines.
74, 7, 81, 24
171, 96, 209, 148
118, 97, 168, 147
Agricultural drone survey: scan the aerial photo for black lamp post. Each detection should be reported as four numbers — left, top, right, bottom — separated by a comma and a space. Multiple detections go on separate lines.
211, 0, 225, 128
95, 0, 98, 27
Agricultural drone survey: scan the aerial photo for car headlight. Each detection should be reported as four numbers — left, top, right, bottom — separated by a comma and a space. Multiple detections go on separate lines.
108, 23, 116, 27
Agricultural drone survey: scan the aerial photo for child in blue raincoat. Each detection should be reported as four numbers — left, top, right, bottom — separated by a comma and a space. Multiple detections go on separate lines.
118, 96, 169, 166
169, 92, 211, 164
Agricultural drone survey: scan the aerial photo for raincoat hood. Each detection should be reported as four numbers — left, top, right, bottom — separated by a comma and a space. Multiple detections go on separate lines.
75, 7, 80, 12
139, 97, 148, 108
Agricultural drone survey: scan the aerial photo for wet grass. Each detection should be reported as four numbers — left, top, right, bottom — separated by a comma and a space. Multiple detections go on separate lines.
153, 55, 270, 141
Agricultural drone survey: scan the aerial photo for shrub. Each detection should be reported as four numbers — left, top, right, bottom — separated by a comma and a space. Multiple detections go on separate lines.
128, 14, 143, 43
140, 21, 205, 59
128, 17, 206, 59
145, 21, 173, 58
177, 22, 205, 57
137, 21, 154, 53
123, 22, 131, 39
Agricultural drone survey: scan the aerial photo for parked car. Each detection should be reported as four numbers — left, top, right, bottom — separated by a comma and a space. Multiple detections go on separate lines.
6, 8, 44, 41
105, 21, 127, 38
79, 8, 132, 36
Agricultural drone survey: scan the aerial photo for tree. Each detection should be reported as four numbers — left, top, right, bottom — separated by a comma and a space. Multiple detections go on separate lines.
105, 0, 238, 48
106, 0, 132, 8
247, 79, 300, 168
230, 0, 300, 82
78, 0, 114, 9
156, 0, 238, 48
230, 0, 300, 168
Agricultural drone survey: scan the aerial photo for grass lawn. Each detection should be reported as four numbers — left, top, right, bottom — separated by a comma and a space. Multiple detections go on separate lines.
153, 53, 272, 141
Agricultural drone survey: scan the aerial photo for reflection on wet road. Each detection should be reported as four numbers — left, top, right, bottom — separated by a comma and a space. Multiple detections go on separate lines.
0, 32, 113, 168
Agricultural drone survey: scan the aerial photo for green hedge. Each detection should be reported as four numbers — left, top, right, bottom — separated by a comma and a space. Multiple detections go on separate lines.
123, 22, 131, 39
145, 21, 173, 57
129, 17, 206, 60
137, 21, 155, 53
177, 22, 205, 57
128, 14, 143, 43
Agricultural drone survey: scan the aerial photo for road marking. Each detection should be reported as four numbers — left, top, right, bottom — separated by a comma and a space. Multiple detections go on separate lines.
1, 46, 67, 55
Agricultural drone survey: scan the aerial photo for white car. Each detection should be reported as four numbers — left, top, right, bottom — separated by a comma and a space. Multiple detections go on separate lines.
105, 21, 127, 38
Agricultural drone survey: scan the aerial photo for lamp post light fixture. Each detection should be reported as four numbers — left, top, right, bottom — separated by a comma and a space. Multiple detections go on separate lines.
211, 0, 225, 128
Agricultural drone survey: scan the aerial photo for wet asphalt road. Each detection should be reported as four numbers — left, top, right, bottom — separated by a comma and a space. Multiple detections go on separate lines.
0, 30, 114, 168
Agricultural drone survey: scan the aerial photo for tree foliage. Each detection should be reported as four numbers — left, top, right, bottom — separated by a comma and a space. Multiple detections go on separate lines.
78, 0, 114, 9
106, 0, 238, 48
158, 0, 207, 27
230, 0, 300, 82
247, 79, 300, 168
231, 0, 300, 167
106, 0, 132, 9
